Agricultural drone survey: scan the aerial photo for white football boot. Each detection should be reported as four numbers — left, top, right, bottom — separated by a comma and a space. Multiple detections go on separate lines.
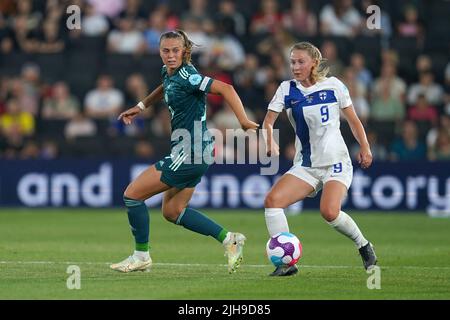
110, 255, 152, 273
223, 232, 246, 273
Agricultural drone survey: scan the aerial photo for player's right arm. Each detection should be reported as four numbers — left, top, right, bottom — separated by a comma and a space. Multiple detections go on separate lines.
263, 82, 285, 156
263, 110, 280, 157
118, 85, 164, 125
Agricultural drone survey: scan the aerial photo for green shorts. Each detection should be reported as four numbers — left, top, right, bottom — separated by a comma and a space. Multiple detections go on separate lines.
155, 155, 210, 189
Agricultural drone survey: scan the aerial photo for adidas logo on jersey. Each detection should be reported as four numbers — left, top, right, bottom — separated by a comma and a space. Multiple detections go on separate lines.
179, 67, 190, 79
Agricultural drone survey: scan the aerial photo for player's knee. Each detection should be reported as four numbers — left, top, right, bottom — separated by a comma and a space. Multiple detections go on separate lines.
320, 204, 339, 222
123, 185, 138, 200
264, 192, 284, 208
162, 203, 183, 223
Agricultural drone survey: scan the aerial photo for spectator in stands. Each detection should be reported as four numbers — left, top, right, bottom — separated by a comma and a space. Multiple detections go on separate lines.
428, 128, 450, 161
269, 49, 291, 82
0, 99, 35, 137
107, 17, 146, 54
407, 93, 438, 126
10, 14, 37, 52
390, 120, 426, 161
0, 12, 13, 54
426, 114, 450, 154
144, 9, 169, 53
81, 3, 109, 37
44, 0, 64, 25
87, 0, 125, 19
0, 76, 10, 113
415, 54, 432, 74
15, 0, 42, 31
153, 2, 180, 30
397, 5, 424, 42
320, 0, 362, 37
216, 0, 247, 37
380, 48, 399, 68
181, 0, 210, 26
35, 20, 65, 54
211, 102, 256, 132
19, 140, 40, 159
371, 63, 406, 122
249, 0, 283, 35
341, 67, 370, 125
234, 53, 268, 89
149, 108, 171, 139
351, 130, 387, 161
40, 139, 59, 159
134, 139, 155, 159
199, 20, 245, 72
64, 111, 97, 140
42, 81, 80, 119
124, 74, 149, 109
113, 74, 147, 137
180, 16, 211, 54
407, 71, 444, 107
350, 52, 373, 91
256, 25, 297, 59
282, 0, 317, 37
320, 40, 344, 77
118, 0, 147, 31
84, 75, 124, 119
202, 61, 233, 114
445, 61, 450, 115
9, 79, 38, 117
0, 0, 15, 15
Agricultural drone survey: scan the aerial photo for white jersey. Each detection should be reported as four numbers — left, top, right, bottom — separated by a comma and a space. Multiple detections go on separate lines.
268, 77, 352, 167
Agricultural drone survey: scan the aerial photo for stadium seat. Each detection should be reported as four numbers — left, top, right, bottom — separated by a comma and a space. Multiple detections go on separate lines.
139, 54, 164, 89
0, 52, 34, 76
36, 119, 68, 138
352, 36, 382, 74
34, 53, 66, 83
63, 136, 108, 157
67, 35, 107, 54
101, 54, 142, 89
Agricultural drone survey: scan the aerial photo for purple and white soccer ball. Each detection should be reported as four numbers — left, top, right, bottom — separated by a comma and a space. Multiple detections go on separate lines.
266, 232, 302, 267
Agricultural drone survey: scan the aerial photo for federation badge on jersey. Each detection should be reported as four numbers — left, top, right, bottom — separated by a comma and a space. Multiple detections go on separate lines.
188, 74, 202, 86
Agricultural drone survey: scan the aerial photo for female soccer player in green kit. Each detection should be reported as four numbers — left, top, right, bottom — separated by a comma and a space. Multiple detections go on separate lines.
110, 30, 259, 273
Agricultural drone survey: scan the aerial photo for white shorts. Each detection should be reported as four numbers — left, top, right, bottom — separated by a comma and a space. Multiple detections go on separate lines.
286, 160, 353, 198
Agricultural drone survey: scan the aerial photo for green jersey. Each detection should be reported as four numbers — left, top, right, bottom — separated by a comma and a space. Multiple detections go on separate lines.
161, 63, 214, 162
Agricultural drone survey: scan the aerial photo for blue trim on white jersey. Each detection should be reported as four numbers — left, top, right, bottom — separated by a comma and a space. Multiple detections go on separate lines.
285, 81, 311, 167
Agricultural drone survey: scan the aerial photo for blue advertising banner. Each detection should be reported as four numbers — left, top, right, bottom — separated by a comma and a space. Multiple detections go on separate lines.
0, 160, 449, 214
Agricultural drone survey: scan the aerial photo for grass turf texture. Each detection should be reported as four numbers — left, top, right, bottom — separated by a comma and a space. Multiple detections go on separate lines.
0, 209, 449, 299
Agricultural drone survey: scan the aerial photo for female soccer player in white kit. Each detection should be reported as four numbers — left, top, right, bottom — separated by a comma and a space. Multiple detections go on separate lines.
263, 42, 377, 276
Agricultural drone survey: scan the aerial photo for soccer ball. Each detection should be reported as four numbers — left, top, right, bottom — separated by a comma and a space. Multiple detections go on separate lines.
266, 232, 302, 267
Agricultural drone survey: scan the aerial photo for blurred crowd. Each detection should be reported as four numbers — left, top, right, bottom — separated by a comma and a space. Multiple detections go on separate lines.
0, 0, 449, 162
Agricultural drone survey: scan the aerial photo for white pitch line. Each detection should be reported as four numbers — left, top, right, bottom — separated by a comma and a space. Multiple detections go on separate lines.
0, 261, 450, 270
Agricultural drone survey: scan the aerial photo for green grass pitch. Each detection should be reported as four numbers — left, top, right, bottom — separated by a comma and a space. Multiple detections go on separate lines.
0, 209, 449, 299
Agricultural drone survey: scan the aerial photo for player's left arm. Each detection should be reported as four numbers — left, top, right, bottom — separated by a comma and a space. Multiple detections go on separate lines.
209, 80, 259, 132
342, 105, 373, 169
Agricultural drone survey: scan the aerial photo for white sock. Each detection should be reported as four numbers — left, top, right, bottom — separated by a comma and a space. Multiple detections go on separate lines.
133, 250, 150, 261
327, 211, 368, 249
222, 232, 232, 244
265, 208, 289, 237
